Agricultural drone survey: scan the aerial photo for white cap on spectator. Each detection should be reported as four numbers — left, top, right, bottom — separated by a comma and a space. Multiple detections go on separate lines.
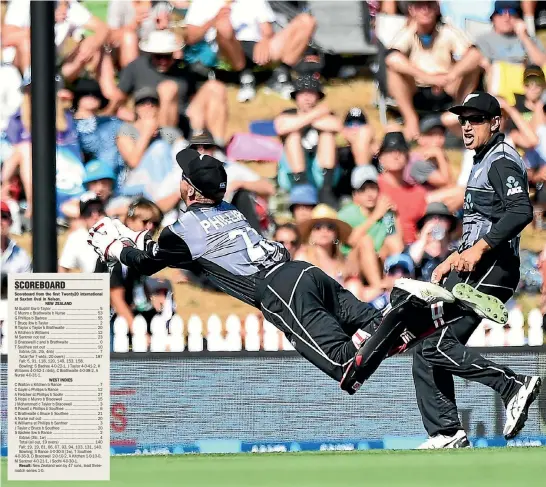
351, 165, 379, 190
139, 30, 184, 54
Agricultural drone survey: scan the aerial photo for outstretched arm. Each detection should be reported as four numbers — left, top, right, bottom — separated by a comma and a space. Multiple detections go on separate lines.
119, 227, 194, 276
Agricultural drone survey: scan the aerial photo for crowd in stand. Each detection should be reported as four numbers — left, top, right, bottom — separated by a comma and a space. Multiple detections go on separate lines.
2, 0, 546, 339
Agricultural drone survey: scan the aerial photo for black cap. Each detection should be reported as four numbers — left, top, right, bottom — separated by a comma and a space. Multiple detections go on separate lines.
176, 148, 227, 201
134, 86, 159, 105
448, 92, 501, 117
419, 114, 445, 134
344, 107, 367, 127
379, 132, 410, 154
291, 73, 325, 100
416, 202, 458, 232
79, 191, 105, 216
524, 65, 546, 84
189, 129, 219, 149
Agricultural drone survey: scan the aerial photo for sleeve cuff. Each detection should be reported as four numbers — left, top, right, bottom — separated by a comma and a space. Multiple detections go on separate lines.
483, 234, 496, 249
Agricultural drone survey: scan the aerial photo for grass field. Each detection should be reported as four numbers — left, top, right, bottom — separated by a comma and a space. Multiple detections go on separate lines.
2, 449, 546, 487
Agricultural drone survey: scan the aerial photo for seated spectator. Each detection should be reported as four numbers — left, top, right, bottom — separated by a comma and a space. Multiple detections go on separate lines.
274, 74, 340, 209
2, 71, 84, 220
72, 78, 125, 181
1, 201, 31, 299
184, 0, 315, 101
477, 1, 546, 69
376, 132, 427, 245
95, 197, 169, 338
342, 107, 377, 168
189, 129, 274, 235
61, 160, 117, 221
407, 115, 453, 190
58, 193, 105, 273
288, 184, 319, 225
386, 0, 481, 139
273, 223, 301, 259
406, 202, 458, 281
295, 204, 352, 285
5, 0, 110, 82
107, 0, 177, 68
512, 65, 546, 125
367, 253, 416, 311
106, 29, 228, 142
339, 165, 404, 292
116, 87, 183, 203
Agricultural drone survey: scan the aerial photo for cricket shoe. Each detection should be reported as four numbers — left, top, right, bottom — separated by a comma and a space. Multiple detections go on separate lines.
417, 430, 470, 449
394, 278, 455, 305
503, 376, 542, 440
451, 283, 508, 324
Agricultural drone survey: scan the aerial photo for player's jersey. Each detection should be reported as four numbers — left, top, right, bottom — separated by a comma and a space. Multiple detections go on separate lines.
460, 133, 532, 258
120, 202, 290, 307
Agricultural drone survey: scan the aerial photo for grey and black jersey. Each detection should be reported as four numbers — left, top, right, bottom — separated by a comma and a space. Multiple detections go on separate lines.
460, 133, 533, 257
119, 202, 290, 307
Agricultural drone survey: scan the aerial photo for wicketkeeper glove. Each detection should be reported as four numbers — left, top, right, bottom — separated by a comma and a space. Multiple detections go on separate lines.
111, 219, 149, 250
88, 217, 124, 264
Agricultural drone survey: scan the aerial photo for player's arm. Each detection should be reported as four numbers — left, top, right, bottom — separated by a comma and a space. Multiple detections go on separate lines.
483, 157, 534, 249
119, 227, 194, 276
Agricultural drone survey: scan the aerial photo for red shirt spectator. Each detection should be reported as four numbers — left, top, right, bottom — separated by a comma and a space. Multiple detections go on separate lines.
377, 132, 427, 244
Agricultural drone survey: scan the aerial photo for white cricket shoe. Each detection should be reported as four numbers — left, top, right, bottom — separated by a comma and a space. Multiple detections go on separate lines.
503, 376, 542, 440
237, 72, 256, 103
417, 430, 470, 449
394, 278, 455, 304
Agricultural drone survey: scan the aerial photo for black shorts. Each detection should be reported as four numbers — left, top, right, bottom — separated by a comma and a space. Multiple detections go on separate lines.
258, 261, 381, 381
241, 40, 257, 63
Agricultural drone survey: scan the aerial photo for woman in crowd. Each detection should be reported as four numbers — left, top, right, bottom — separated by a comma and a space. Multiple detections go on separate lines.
273, 223, 301, 260
294, 204, 352, 285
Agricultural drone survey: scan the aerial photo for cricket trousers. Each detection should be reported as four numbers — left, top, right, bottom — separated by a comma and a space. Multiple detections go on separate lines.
258, 261, 382, 382
412, 254, 525, 437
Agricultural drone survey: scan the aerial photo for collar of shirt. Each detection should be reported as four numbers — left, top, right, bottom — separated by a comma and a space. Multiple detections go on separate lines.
473, 132, 505, 164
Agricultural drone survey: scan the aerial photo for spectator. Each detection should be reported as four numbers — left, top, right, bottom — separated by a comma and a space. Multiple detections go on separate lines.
407, 115, 453, 190
288, 184, 319, 225
273, 223, 301, 260
61, 160, 117, 221
1, 201, 31, 300
342, 107, 377, 167
2, 71, 84, 220
5, 0, 110, 82
274, 74, 340, 209
406, 202, 458, 281
476, 1, 546, 68
116, 87, 183, 203
58, 192, 104, 273
189, 129, 274, 235
72, 78, 125, 179
376, 132, 427, 244
106, 0, 177, 68
366, 253, 416, 311
512, 65, 546, 125
184, 0, 316, 102
386, 0, 481, 139
295, 204, 352, 285
339, 165, 404, 292
106, 29, 228, 142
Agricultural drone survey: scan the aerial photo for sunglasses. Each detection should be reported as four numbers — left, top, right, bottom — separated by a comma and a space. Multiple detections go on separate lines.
458, 114, 490, 126
312, 222, 336, 232
152, 53, 173, 60
1, 212, 11, 220
278, 239, 298, 247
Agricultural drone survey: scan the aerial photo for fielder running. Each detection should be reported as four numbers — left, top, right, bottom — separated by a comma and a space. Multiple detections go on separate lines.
87, 146, 534, 439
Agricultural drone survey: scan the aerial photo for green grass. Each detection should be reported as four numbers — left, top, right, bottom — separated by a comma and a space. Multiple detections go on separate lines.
2, 449, 546, 487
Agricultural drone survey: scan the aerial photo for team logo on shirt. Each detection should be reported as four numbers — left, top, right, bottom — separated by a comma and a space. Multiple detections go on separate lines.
506, 176, 523, 196
463, 193, 473, 211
